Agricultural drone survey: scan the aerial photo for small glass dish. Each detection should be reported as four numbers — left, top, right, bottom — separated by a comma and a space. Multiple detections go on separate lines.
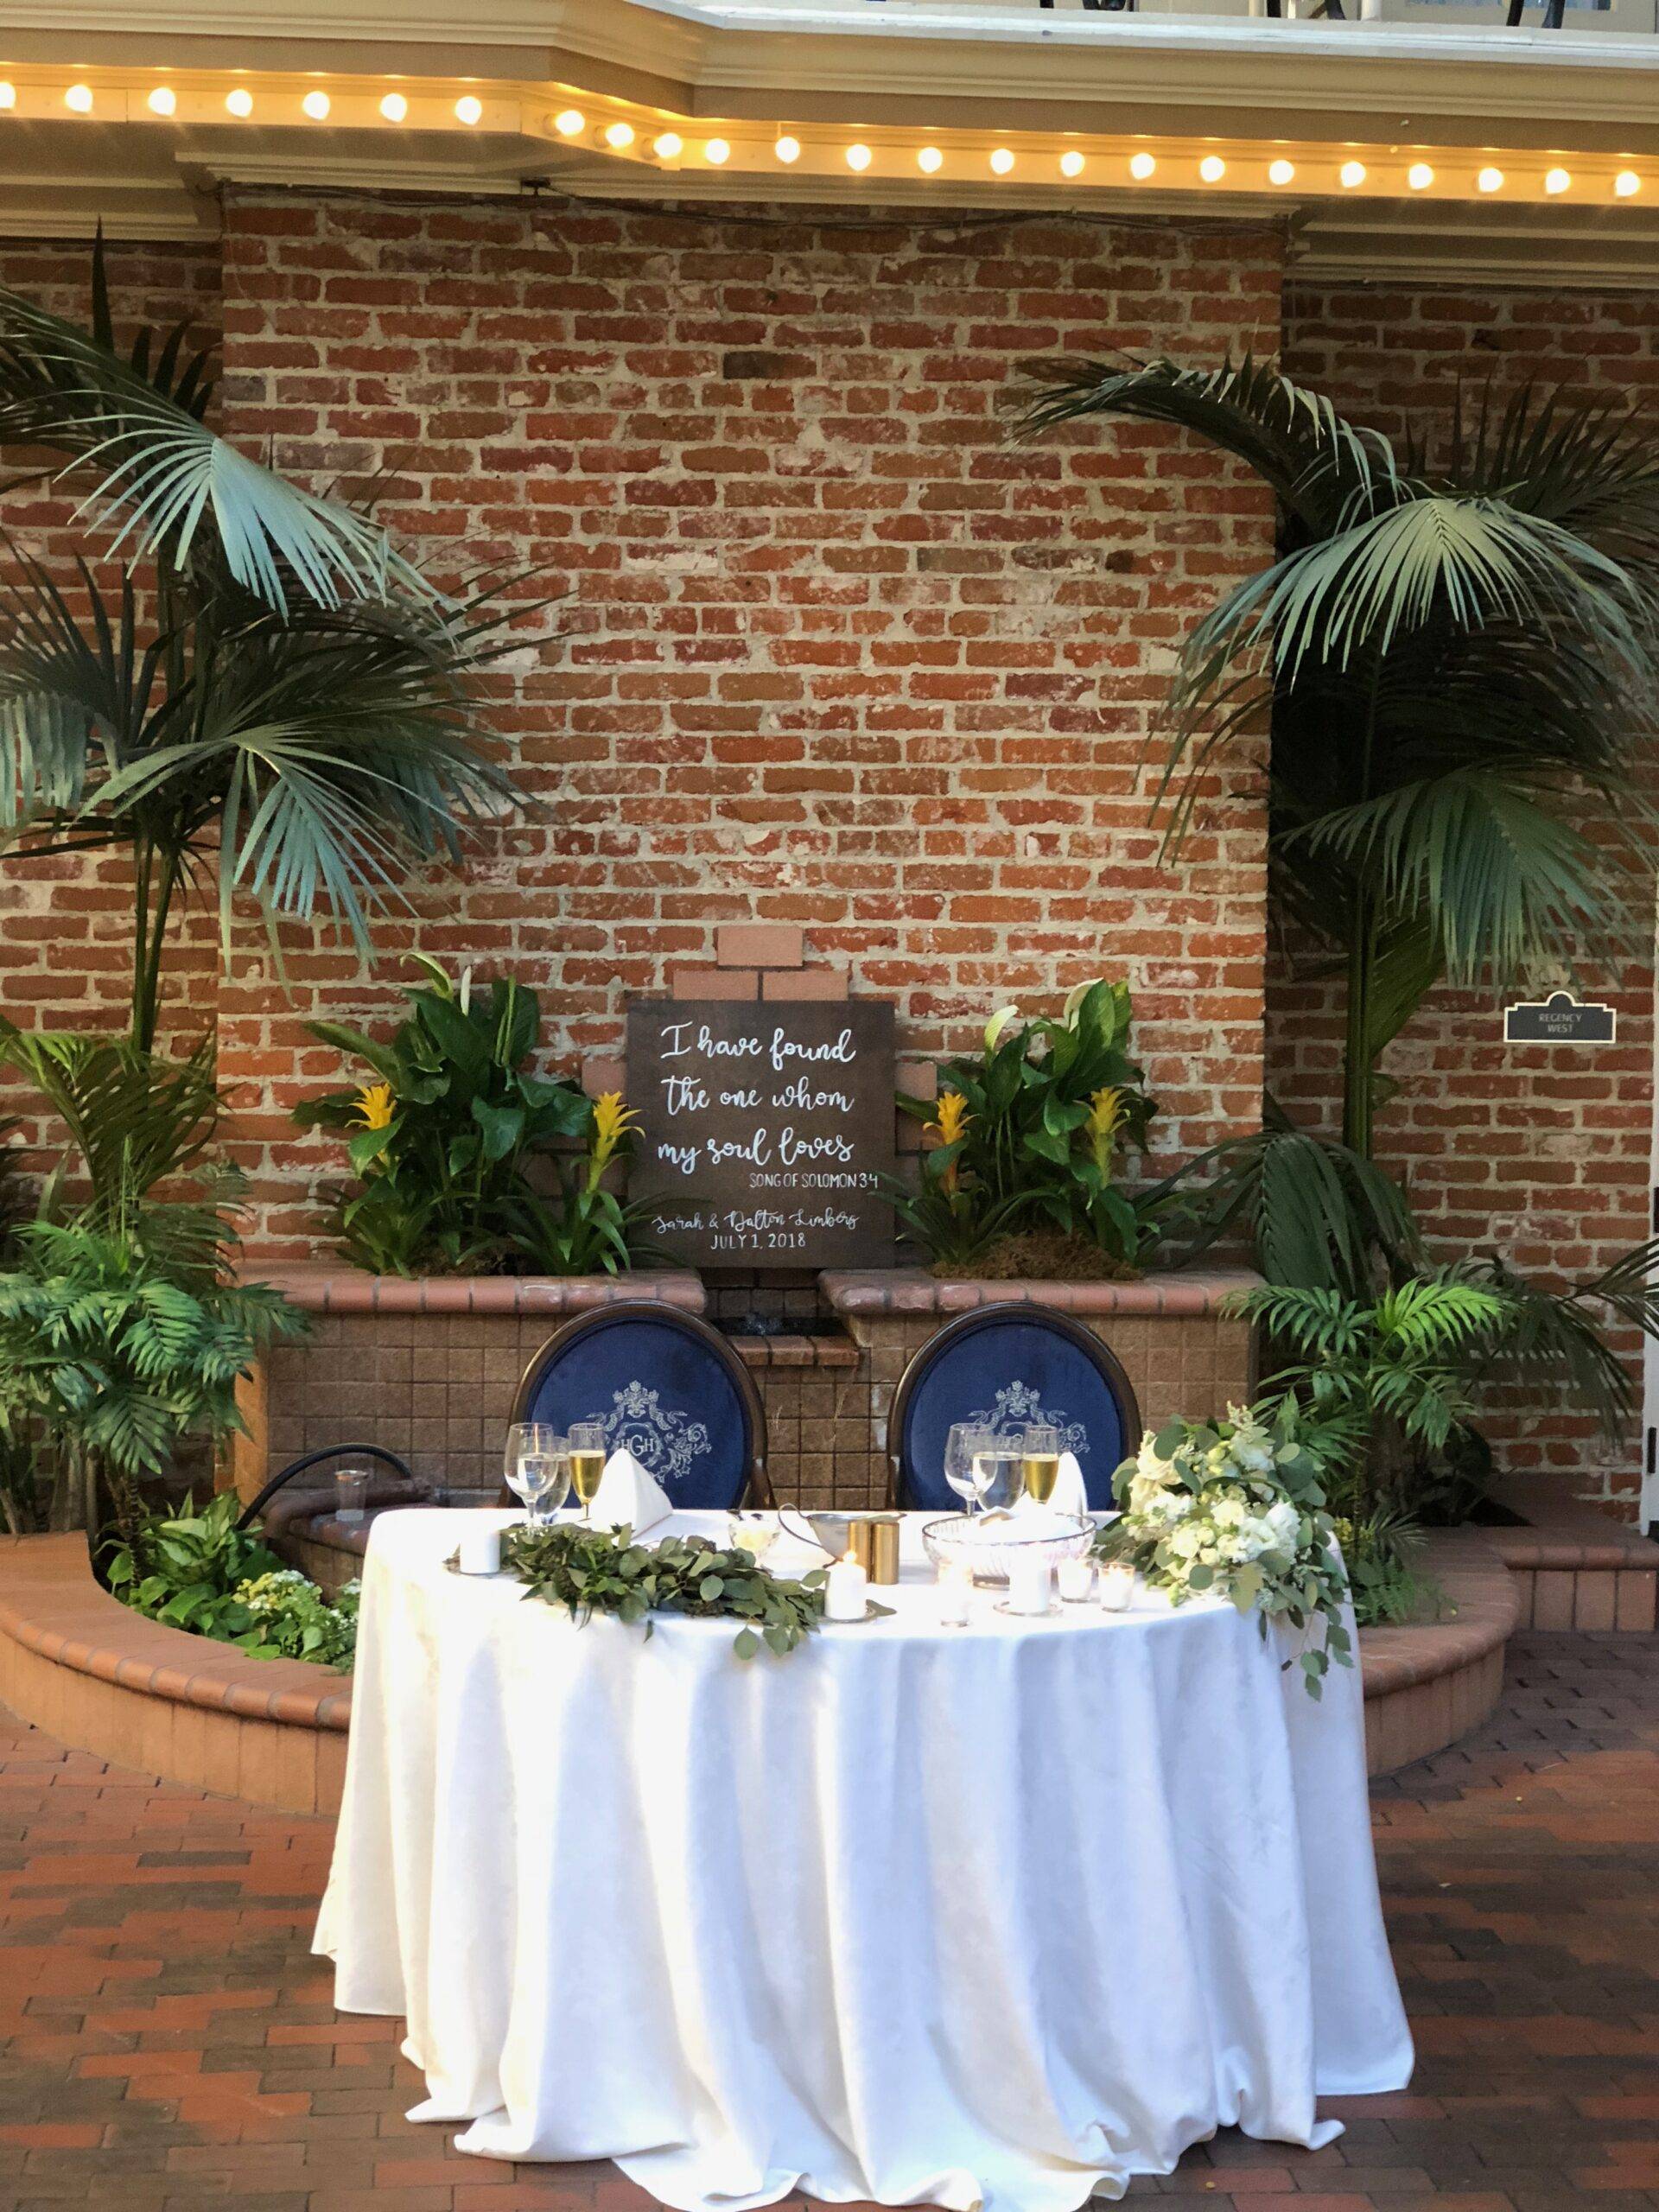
921, 1510, 1094, 1589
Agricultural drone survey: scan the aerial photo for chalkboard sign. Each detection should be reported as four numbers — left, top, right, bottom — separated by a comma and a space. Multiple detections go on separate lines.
1503, 991, 1617, 1045
626, 999, 896, 1268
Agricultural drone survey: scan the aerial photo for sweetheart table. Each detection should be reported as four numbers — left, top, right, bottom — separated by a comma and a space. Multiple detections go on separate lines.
316, 1508, 1412, 2212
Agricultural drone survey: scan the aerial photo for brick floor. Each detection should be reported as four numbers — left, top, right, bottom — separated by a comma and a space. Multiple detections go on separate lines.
2, 1632, 1656, 2212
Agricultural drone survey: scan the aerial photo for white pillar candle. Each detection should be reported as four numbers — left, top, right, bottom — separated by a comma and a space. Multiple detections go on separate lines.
937, 1562, 974, 1625
1098, 1562, 1135, 1612
458, 1523, 501, 1576
1007, 1552, 1052, 1616
824, 1552, 868, 1622
1056, 1556, 1095, 1605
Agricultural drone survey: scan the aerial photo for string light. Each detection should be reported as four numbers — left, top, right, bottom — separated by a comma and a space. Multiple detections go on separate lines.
146, 86, 177, 117
603, 119, 634, 148
918, 145, 944, 174
455, 96, 483, 126
65, 84, 93, 112
554, 108, 584, 136
1478, 165, 1503, 192
774, 136, 801, 163
989, 146, 1015, 175
1408, 162, 1433, 190
1128, 153, 1156, 181
226, 86, 253, 117
302, 90, 331, 120
1198, 155, 1225, 182
1268, 159, 1294, 186
1340, 160, 1366, 188
1545, 167, 1570, 194
704, 137, 730, 164
1615, 169, 1641, 197
846, 143, 871, 171
0, 82, 15, 110
654, 131, 683, 159
379, 92, 407, 122
1059, 150, 1084, 179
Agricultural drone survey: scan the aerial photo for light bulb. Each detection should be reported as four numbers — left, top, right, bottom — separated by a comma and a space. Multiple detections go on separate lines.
774, 135, 801, 163
1478, 165, 1503, 193
302, 90, 331, 121
1268, 159, 1294, 187
704, 137, 730, 164
0, 82, 15, 111
147, 86, 176, 118
65, 84, 93, 113
1408, 162, 1433, 190
603, 119, 633, 149
654, 131, 683, 159
1615, 169, 1641, 197
554, 108, 585, 137
1128, 152, 1156, 181
1545, 166, 1571, 194
846, 143, 872, 171
989, 146, 1015, 175
226, 86, 254, 117
455, 96, 483, 126
1340, 160, 1366, 188
918, 145, 944, 174
379, 92, 408, 122
1199, 155, 1225, 183
1059, 149, 1085, 179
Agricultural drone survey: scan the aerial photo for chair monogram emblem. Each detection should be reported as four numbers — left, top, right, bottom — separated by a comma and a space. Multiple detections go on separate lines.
966, 1380, 1087, 1458
582, 1380, 712, 1484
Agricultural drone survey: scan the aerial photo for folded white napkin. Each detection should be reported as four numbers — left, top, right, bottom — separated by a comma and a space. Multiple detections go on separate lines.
588, 1446, 672, 1536
1012, 1449, 1089, 1520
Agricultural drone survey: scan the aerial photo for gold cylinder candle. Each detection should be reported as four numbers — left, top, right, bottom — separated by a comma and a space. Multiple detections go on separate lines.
868, 1514, 901, 1585
845, 1518, 877, 1574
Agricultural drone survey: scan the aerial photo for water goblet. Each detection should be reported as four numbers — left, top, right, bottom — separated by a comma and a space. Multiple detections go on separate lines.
944, 1422, 982, 1516
505, 1422, 566, 1527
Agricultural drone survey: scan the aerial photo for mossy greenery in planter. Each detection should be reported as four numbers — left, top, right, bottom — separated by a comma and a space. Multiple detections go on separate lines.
890, 979, 1166, 1275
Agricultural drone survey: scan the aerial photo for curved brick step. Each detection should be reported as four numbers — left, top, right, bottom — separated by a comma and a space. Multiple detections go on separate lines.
0, 1533, 350, 1815
1358, 1529, 1518, 1775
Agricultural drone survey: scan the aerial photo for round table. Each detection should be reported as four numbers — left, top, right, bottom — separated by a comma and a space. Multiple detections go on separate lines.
316, 1509, 1411, 2212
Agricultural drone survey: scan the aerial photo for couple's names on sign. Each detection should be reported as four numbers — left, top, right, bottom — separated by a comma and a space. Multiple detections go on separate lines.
626, 1000, 896, 1268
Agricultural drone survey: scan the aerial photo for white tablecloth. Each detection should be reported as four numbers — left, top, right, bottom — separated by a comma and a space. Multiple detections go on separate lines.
316, 1510, 1411, 2212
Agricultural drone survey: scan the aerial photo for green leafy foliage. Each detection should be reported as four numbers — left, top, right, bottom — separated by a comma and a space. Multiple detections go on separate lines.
0, 1180, 306, 1533
502, 1520, 826, 1658
1099, 1401, 1353, 1696
1334, 1504, 1443, 1630
892, 980, 1164, 1269
0, 1016, 219, 1218
105, 1492, 358, 1668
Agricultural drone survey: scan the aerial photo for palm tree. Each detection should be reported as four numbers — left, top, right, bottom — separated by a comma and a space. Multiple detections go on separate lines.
1016, 358, 1659, 1159
0, 238, 531, 1060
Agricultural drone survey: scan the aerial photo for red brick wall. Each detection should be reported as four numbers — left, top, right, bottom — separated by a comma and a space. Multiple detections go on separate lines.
0, 238, 223, 1173
1279, 279, 1658, 1512
212, 191, 1281, 1249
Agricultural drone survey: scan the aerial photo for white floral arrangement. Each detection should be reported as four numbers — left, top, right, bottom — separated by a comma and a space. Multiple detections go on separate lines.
1096, 1402, 1354, 1698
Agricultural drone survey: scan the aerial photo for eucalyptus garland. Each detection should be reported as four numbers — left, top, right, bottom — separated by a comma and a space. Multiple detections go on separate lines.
502, 1521, 827, 1659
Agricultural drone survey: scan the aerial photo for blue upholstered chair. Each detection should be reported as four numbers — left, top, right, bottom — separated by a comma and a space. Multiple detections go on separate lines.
887, 1304, 1141, 1513
508, 1304, 772, 1511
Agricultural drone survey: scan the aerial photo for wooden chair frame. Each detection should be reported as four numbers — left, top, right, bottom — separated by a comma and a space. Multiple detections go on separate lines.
886, 1302, 1142, 1510
506, 1302, 776, 1510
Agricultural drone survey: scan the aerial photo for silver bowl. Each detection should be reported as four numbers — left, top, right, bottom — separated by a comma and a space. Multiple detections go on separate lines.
922, 1510, 1095, 1588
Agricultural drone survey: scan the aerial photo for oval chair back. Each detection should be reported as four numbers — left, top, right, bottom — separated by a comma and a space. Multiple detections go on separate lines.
887, 1304, 1141, 1513
508, 1304, 771, 1512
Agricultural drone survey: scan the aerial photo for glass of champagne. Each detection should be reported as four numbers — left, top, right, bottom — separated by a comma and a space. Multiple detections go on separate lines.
1021, 1425, 1062, 1506
505, 1423, 568, 1527
568, 1423, 607, 1522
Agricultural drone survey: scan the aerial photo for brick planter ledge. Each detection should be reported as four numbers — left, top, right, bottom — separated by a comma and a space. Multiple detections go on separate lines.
819, 1266, 1262, 1317
0, 1534, 349, 1815
238, 1262, 706, 1315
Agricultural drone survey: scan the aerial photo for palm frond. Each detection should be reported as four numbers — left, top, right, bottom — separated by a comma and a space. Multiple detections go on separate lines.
0, 1022, 219, 1208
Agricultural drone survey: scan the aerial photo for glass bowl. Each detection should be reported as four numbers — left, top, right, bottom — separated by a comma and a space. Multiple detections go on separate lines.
922, 1510, 1095, 1588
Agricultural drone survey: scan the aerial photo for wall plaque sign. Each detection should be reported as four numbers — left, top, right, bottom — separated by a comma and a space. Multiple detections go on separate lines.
1503, 991, 1617, 1045
626, 999, 896, 1268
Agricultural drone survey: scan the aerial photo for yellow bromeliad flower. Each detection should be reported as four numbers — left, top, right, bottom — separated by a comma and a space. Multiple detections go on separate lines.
352, 1081, 396, 1131
589, 1090, 639, 1179
1087, 1085, 1124, 1172
927, 1090, 970, 1149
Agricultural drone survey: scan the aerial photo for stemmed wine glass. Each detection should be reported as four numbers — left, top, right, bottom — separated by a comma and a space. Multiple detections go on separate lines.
568, 1423, 607, 1522
974, 1433, 1023, 1513
505, 1423, 569, 1527
944, 1422, 985, 1516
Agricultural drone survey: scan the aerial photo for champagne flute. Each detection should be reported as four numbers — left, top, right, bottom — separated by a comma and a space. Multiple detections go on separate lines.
505, 1422, 566, 1526
568, 1423, 607, 1522
1021, 1425, 1062, 1505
